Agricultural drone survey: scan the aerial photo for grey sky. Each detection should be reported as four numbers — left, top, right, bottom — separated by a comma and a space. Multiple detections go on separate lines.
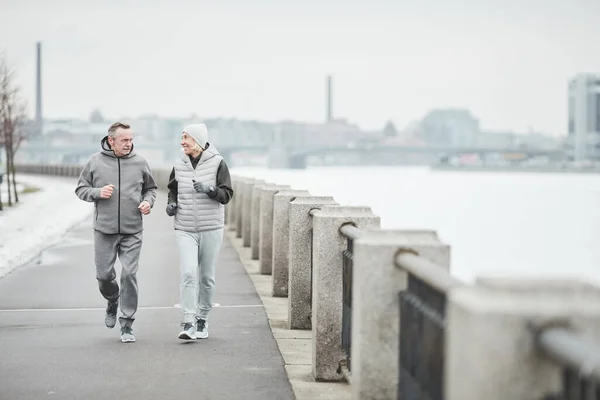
1, 0, 599, 134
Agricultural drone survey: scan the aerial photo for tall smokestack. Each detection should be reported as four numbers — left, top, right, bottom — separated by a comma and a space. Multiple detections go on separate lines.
326, 75, 332, 123
36, 41, 42, 136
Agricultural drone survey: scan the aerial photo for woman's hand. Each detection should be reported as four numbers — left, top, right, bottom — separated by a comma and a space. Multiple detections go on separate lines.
166, 203, 177, 216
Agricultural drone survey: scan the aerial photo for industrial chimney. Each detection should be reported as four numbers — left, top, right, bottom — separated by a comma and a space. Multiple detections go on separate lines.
36, 41, 42, 136
326, 75, 332, 123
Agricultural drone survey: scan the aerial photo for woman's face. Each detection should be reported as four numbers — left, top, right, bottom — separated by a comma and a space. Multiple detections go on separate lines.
180, 132, 199, 155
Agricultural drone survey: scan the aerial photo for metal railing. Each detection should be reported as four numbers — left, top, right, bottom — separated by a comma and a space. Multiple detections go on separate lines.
535, 327, 600, 400
395, 250, 463, 400
339, 224, 364, 376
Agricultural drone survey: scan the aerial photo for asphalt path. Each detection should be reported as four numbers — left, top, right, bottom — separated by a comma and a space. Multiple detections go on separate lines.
0, 190, 294, 400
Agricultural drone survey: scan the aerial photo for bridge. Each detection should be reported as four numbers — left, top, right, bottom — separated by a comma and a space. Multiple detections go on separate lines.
18, 140, 565, 169
2, 163, 599, 399
283, 144, 565, 169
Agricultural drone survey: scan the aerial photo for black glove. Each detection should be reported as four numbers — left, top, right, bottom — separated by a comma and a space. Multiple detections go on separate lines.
166, 203, 177, 216
192, 179, 213, 194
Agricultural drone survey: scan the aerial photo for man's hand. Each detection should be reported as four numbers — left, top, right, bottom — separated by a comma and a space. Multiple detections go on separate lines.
192, 179, 213, 194
166, 203, 177, 216
100, 184, 115, 199
138, 201, 151, 215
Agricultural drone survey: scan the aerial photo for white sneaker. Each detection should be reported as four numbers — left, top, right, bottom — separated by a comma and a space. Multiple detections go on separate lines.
120, 326, 136, 343
178, 322, 196, 340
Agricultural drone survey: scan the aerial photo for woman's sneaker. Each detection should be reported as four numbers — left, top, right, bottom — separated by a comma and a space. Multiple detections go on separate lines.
196, 318, 208, 339
120, 326, 135, 343
178, 322, 196, 340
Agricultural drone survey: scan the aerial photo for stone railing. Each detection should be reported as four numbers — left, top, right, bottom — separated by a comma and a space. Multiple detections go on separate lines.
16, 164, 82, 177
228, 174, 600, 400
16, 164, 600, 400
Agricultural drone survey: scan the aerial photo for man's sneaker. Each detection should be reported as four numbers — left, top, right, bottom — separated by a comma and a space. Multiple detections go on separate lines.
105, 301, 118, 329
120, 326, 136, 343
178, 323, 196, 340
196, 318, 208, 339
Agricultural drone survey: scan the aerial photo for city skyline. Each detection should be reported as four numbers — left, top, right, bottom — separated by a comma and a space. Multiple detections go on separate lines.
1, 0, 599, 136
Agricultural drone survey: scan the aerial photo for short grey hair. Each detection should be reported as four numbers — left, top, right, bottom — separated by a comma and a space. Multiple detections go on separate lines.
107, 122, 131, 138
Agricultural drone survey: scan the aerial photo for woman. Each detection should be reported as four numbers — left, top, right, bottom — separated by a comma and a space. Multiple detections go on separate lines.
165, 123, 234, 340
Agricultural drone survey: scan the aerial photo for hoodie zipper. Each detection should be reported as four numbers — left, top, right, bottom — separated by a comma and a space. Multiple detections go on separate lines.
118, 158, 121, 234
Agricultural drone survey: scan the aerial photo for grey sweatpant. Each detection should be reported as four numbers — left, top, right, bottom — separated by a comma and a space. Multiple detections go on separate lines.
175, 228, 224, 323
94, 230, 143, 328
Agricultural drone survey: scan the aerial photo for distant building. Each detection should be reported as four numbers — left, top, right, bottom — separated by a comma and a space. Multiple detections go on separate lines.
478, 130, 560, 150
567, 73, 600, 162
43, 119, 108, 144
477, 130, 517, 148
382, 120, 398, 137
89, 109, 105, 123
419, 109, 480, 147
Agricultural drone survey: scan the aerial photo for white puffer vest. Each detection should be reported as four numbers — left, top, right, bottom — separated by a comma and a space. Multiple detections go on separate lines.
173, 147, 224, 232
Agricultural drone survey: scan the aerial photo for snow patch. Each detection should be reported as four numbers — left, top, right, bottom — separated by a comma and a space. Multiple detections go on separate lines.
0, 174, 93, 280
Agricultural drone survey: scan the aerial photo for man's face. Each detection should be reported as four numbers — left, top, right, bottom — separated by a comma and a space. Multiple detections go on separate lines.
108, 128, 133, 157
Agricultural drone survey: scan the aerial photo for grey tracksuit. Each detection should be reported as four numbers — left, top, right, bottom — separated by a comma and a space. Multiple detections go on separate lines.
167, 143, 233, 323
76, 136, 157, 328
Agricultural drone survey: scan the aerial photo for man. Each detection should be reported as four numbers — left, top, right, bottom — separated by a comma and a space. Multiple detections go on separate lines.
165, 124, 233, 340
75, 122, 157, 343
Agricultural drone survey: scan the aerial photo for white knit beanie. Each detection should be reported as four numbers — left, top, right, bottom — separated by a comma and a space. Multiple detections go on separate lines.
182, 124, 209, 149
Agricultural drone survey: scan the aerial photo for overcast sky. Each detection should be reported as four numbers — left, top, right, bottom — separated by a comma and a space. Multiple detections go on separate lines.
1, 0, 599, 135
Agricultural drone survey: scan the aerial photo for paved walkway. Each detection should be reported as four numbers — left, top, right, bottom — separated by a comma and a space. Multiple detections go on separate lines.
0, 190, 295, 400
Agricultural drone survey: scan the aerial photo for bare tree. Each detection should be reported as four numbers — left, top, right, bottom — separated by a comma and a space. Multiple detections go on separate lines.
0, 151, 4, 210
0, 52, 28, 207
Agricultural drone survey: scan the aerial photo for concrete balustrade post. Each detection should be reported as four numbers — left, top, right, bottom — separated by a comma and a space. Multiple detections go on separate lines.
272, 190, 310, 297
351, 230, 450, 400
234, 177, 246, 231
224, 176, 235, 228
250, 182, 276, 259
227, 176, 247, 233
310, 205, 380, 381
236, 178, 254, 238
146, 167, 168, 195
446, 279, 600, 400
235, 177, 251, 239
287, 196, 338, 330
242, 179, 265, 247
258, 184, 292, 275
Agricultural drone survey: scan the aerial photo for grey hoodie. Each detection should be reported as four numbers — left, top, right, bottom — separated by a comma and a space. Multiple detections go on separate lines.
75, 136, 158, 235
